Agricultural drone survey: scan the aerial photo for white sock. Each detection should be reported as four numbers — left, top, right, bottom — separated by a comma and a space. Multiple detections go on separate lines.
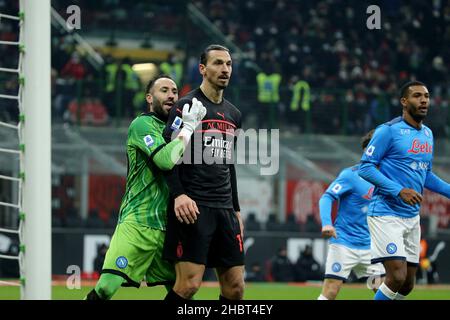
317, 294, 329, 300
395, 293, 406, 300
378, 282, 397, 300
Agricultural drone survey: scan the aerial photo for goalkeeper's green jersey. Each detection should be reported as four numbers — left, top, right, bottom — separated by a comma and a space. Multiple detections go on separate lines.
118, 112, 183, 230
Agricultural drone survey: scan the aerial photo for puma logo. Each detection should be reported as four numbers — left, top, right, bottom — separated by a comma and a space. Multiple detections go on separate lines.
217, 112, 225, 120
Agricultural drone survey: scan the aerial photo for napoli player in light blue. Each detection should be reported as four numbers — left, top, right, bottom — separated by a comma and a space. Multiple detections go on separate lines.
359, 81, 450, 300
318, 130, 385, 300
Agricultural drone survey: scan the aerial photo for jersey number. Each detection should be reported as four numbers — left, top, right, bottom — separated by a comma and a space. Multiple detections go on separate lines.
236, 234, 243, 252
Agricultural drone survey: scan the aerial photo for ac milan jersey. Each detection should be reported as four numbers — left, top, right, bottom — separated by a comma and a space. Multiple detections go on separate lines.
163, 88, 242, 208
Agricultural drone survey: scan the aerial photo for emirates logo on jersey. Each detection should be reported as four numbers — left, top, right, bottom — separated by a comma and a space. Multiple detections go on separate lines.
407, 139, 433, 154
176, 241, 183, 258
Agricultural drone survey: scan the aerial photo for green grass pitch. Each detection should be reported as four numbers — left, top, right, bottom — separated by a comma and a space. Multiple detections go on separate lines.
1, 282, 449, 300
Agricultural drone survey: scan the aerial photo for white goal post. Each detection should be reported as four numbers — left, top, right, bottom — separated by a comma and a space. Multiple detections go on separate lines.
21, 0, 52, 300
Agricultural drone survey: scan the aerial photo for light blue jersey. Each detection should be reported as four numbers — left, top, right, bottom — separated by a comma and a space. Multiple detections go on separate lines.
359, 117, 435, 218
319, 165, 374, 250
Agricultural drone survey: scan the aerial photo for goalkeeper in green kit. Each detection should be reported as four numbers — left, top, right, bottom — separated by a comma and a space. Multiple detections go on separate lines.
85, 75, 206, 300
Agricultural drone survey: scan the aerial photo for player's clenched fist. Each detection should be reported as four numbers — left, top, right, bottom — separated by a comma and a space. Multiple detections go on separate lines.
321, 225, 337, 239
399, 188, 423, 206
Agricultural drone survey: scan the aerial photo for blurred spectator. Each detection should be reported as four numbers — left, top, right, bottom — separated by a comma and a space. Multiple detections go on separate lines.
93, 243, 108, 276
256, 69, 282, 129
417, 237, 432, 284
294, 245, 322, 282
64, 95, 109, 126
52, 209, 63, 228
106, 210, 118, 229
269, 246, 295, 282
265, 213, 284, 232
64, 207, 84, 228
86, 209, 105, 229
0, 235, 19, 278
160, 53, 183, 87
245, 212, 261, 231
417, 233, 446, 285
186, 55, 203, 85
61, 52, 87, 80
103, 56, 140, 119
284, 213, 300, 232
302, 215, 321, 233
246, 262, 265, 282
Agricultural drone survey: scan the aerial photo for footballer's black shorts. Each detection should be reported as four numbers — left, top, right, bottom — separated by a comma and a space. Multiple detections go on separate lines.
163, 204, 245, 268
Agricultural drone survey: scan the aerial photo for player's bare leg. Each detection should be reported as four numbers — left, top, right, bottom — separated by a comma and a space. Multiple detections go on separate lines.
383, 260, 407, 291
172, 261, 205, 299
374, 259, 406, 300
396, 265, 417, 299
319, 278, 343, 300
216, 265, 245, 300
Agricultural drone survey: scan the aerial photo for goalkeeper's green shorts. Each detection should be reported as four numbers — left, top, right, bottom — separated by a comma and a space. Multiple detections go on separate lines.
101, 221, 175, 288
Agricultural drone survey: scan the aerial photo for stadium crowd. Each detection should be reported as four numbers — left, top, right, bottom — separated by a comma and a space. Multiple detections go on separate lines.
1, 0, 449, 135
193, 0, 449, 134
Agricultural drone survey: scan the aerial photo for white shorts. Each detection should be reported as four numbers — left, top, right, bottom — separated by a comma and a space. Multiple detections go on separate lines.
324, 243, 385, 280
367, 215, 421, 265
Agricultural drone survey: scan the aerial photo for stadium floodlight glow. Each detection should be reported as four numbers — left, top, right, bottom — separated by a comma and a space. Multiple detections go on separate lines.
131, 63, 156, 72
132, 63, 158, 85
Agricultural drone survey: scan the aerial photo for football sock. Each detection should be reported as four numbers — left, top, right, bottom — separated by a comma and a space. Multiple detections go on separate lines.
164, 288, 190, 302
93, 273, 124, 300
85, 288, 102, 300
395, 293, 406, 300
374, 282, 397, 300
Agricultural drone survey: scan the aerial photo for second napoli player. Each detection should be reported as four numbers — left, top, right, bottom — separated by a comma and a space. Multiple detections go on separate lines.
318, 130, 385, 300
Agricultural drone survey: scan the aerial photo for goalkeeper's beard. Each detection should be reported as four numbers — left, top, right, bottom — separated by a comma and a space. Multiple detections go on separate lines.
152, 100, 169, 122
